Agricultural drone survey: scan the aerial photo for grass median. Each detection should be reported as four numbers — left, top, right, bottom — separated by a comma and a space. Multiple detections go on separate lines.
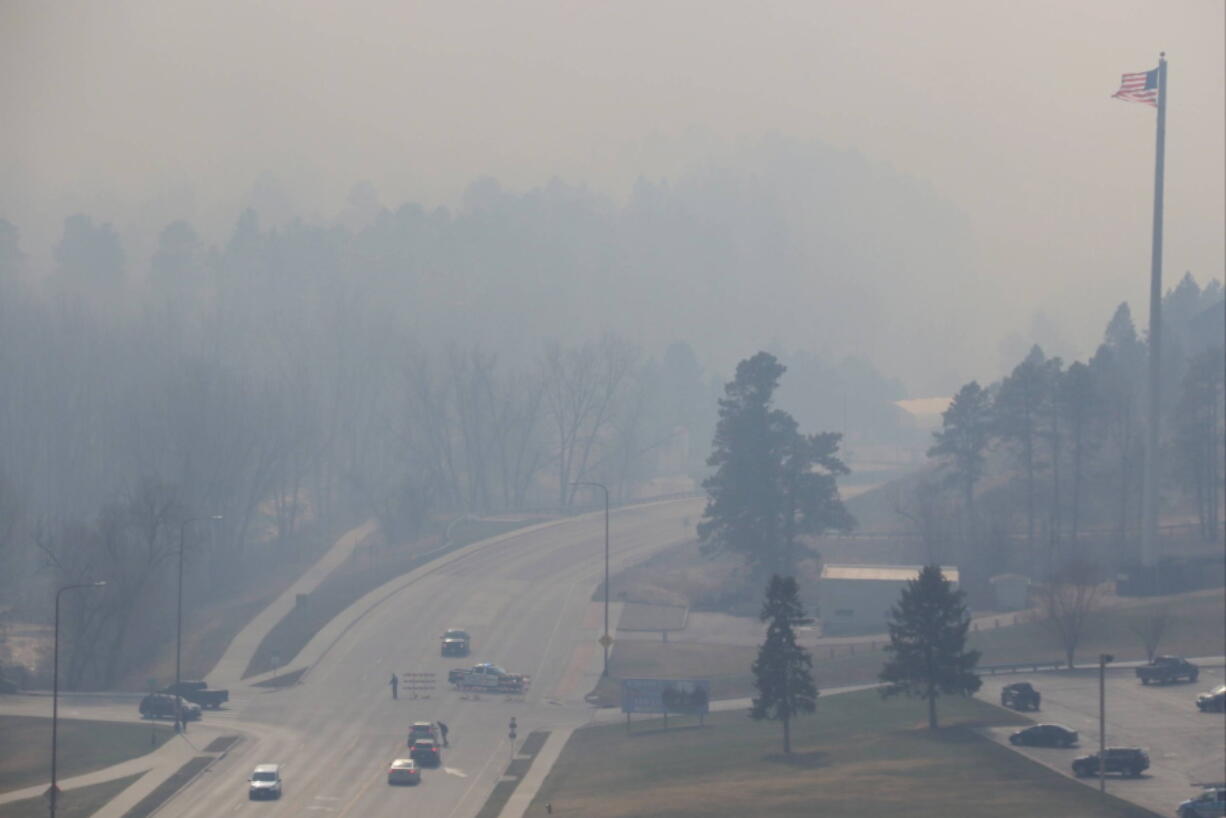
530, 689, 1159, 818
0, 716, 170, 794
0, 773, 144, 818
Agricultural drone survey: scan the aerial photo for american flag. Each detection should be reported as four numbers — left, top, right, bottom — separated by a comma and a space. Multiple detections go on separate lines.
1113, 68, 1159, 108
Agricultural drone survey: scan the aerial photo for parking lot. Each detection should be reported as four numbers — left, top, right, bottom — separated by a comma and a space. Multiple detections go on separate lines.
979, 660, 1225, 816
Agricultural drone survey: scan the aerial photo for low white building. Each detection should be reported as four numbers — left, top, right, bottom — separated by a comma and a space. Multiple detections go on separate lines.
819, 564, 960, 635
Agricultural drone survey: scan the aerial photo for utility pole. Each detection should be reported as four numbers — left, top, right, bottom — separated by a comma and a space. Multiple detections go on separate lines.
51, 581, 105, 818
1099, 653, 1114, 796
573, 481, 611, 676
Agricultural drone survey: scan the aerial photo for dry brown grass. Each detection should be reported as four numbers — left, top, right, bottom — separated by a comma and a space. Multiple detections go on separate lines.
529, 691, 1158, 818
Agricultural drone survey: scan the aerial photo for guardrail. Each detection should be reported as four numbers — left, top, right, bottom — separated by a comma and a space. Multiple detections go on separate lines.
979, 660, 1066, 675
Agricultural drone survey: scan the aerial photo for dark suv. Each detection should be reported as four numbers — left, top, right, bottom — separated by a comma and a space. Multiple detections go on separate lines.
1000, 681, 1041, 711
1071, 747, 1149, 778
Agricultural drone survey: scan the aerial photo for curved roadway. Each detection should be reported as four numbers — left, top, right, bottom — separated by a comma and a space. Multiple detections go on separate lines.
165, 498, 703, 818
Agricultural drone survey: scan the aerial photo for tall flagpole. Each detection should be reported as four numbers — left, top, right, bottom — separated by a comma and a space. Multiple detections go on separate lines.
1140, 53, 1167, 577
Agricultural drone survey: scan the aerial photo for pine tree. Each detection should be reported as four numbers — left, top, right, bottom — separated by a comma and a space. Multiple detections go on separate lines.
994, 345, 1054, 549
928, 380, 992, 518
879, 565, 981, 729
699, 352, 852, 581
750, 575, 817, 753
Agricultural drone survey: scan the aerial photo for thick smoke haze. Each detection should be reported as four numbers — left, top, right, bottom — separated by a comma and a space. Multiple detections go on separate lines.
3, 0, 1223, 390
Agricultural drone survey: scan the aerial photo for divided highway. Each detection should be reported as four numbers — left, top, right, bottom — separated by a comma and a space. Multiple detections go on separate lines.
164, 498, 703, 818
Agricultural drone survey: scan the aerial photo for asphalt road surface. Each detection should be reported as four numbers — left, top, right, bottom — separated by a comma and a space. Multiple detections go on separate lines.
979, 663, 1226, 816
161, 498, 702, 818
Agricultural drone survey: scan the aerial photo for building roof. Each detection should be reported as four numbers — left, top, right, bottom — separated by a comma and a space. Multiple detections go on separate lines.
820, 564, 959, 583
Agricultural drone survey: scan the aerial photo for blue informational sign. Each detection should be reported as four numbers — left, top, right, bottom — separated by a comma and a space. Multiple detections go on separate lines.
621, 678, 710, 714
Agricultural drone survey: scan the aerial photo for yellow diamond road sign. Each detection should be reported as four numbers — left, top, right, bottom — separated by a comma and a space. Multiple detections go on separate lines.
598, 633, 613, 648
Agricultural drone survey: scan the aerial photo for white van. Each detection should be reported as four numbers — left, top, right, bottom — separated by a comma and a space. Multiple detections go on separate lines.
248, 764, 283, 800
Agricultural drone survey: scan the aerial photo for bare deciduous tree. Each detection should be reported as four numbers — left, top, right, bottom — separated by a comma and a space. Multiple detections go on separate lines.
541, 334, 637, 508
1127, 604, 1171, 663
1041, 557, 1102, 670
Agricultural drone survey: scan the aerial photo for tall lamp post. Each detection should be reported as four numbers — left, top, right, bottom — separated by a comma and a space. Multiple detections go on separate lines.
176, 515, 222, 733
51, 581, 105, 818
1098, 653, 1114, 796
572, 482, 610, 677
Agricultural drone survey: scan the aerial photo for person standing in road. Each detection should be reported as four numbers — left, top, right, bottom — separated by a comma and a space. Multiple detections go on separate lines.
437, 721, 449, 747
390, 673, 399, 700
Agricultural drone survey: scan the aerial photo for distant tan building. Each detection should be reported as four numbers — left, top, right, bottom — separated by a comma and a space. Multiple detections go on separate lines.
819, 564, 960, 635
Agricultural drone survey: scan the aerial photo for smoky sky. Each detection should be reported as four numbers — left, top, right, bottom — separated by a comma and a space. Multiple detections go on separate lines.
2, 0, 1223, 387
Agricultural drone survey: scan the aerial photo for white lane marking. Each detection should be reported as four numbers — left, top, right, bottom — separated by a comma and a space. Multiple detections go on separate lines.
531, 578, 579, 685
443, 766, 468, 778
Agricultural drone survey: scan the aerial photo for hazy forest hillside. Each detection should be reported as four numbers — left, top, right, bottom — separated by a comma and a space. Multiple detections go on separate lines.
0, 147, 1219, 688
0, 153, 941, 689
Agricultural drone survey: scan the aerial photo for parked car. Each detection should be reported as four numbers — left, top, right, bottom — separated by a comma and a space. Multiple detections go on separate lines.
1195, 685, 1226, 713
1136, 655, 1199, 685
407, 721, 439, 745
160, 680, 229, 709
410, 738, 441, 767
248, 764, 283, 800
1178, 787, 1226, 817
139, 693, 201, 722
441, 629, 471, 657
1008, 723, 1078, 748
387, 758, 421, 786
1000, 681, 1041, 711
1071, 747, 1149, 778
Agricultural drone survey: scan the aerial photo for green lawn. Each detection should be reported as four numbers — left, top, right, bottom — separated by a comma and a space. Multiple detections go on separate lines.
530, 690, 1159, 818
0, 773, 144, 818
0, 717, 168, 794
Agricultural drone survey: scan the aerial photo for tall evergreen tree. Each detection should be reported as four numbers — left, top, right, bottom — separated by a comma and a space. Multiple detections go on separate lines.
1091, 306, 1144, 544
750, 575, 817, 753
1173, 346, 1225, 540
994, 345, 1051, 548
879, 565, 981, 730
928, 380, 992, 518
699, 352, 852, 581
1058, 361, 1102, 544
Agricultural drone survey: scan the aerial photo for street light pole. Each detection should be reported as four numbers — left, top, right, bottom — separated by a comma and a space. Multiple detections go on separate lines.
176, 515, 221, 733
1099, 653, 1113, 796
51, 581, 105, 818
573, 482, 610, 677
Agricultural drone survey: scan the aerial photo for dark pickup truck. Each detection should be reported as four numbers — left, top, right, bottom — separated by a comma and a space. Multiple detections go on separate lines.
161, 680, 229, 709
1136, 656, 1199, 685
